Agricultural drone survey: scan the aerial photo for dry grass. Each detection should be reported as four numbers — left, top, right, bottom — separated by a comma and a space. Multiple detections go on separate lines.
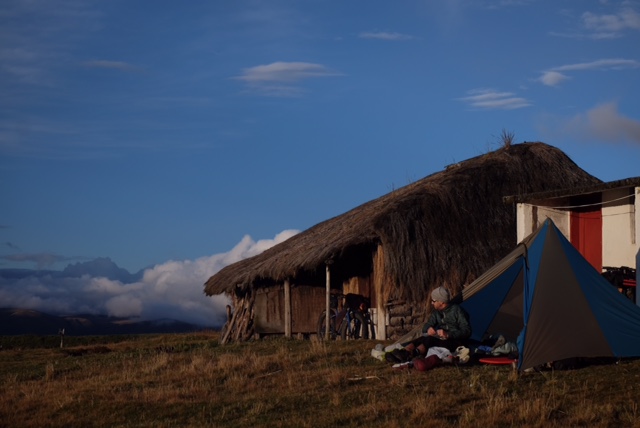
1, 332, 639, 427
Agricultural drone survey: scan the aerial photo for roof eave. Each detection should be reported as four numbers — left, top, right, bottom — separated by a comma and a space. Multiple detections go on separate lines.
503, 176, 640, 205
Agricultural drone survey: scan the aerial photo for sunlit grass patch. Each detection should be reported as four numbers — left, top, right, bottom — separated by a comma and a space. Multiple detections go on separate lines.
2, 333, 640, 427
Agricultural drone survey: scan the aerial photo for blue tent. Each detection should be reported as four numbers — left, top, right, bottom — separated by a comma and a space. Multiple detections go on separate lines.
461, 218, 640, 370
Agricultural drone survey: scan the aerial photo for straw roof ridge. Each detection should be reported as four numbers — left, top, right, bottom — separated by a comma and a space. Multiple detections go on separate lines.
205, 142, 601, 301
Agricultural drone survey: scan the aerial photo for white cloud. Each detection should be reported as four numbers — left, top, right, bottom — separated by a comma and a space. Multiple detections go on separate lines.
553, 59, 640, 72
106, 294, 142, 317
458, 88, 531, 110
539, 71, 569, 86
85, 277, 143, 294
550, 6, 640, 39
0, 229, 300, 327
539, 59, 640, 86
575, 102, 640, 143
358, 31, 414, 40
546, 102, 640, 145
582, 7, 640, 33
233, 62, 341, 97
235, 62, 340, 83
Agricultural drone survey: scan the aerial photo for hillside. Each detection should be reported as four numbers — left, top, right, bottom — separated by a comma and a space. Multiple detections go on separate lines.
0, 308, 207, 336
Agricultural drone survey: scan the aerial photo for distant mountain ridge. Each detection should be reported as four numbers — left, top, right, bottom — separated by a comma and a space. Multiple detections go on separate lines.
0, 257, 145, 283
62, 257, 145, 282
0, 308, 208, 336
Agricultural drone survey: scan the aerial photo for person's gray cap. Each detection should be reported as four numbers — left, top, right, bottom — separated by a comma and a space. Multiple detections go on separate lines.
431, 286, 450, 303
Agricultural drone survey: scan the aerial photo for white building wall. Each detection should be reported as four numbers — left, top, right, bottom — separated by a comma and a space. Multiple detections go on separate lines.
602, 188, 637, 268
516, 203, 528, 243
516, 203, 569, 242
545, 208, 570, 238
635, 187, 640, 306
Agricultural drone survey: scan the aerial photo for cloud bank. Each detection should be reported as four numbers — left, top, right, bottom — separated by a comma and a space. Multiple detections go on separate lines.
582, 7, 640, 38
233, 61, 342, 97
562, 102, 640, 144
539, 59, 640, 87
0, 229, 299, 328
458, 88, 531, 110
539, 102, 640, 146
551, 5, 640, 39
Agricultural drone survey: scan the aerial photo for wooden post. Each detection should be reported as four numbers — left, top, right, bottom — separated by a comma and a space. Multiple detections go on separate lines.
221, 301, 239, 345
284, 279, 291, 338
376, 301, 386, 341
58, 328, 65, 348
325, 261, 332, 339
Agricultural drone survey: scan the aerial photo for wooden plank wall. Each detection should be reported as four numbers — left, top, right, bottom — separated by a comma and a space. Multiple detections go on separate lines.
254, 285, 326, 334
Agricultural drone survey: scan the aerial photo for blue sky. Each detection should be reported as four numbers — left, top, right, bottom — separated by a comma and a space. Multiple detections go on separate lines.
1, 1, 639, 325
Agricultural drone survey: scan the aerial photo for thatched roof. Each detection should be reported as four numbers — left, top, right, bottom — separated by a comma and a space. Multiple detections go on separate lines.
204, 142, 602, 302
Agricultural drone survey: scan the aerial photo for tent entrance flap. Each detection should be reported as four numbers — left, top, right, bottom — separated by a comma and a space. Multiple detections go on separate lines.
461, 260, 525, 342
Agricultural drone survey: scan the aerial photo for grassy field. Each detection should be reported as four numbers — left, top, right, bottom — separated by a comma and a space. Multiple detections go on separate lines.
1, 332, 639, 427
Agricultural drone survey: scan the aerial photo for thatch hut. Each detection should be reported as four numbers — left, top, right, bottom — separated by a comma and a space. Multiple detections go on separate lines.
204, 142, 602, 343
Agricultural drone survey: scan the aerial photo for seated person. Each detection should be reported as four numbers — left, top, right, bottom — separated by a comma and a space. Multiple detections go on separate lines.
402, 286, 471, 358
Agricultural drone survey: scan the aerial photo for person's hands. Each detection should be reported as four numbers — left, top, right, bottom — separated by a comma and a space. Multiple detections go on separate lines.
436, 329, 448, 339
426, 327, 437, 336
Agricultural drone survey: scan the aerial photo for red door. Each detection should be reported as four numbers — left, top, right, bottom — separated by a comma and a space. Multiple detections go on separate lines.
570, 210, 602, 271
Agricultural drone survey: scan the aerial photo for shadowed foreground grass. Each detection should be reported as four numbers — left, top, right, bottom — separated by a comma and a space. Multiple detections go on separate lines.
1, 332, 639, 427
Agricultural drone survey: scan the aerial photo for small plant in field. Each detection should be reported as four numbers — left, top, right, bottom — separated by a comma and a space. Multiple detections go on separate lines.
45, 362, 55, 381
507, 366, 519, 382
621, 400, 639, 425
410, 393, 439, 420
467, 372, 483, 391
326, 369, 345, 387
309, 335, 328, 356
